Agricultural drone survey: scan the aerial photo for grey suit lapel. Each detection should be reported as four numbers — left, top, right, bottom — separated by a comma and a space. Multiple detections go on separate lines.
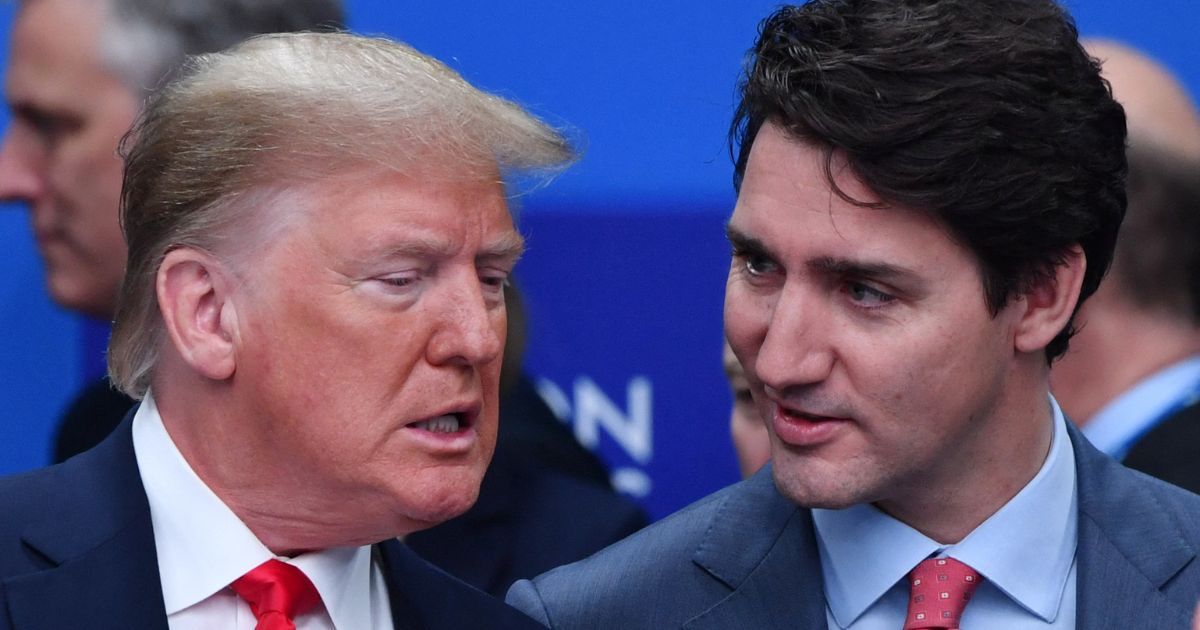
683, 467, 826, 629
1071, 425, 1196, 629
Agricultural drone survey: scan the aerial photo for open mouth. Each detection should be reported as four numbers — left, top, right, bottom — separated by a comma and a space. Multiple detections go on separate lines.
410, 413, 469, 433
770, 400, 853, 447
781, 407, 847, 423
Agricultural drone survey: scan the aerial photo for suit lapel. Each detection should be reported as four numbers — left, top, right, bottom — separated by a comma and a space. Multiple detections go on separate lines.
376, 538, 545, 630
5, 517, 167, 630
683, 467, 826, 629
2, 417, 168, 630
1071, 425, 1195, 629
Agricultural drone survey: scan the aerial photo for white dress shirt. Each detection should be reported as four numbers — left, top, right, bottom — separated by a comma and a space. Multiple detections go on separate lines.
1082, 355, 1200, 460
813, 397, 1078, 629
131, 393, 396, 629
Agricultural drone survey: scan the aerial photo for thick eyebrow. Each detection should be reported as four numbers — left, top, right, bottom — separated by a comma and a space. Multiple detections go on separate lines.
807, 256, 919, 283
726, 224, 772, 259
726, 223, 925, 289
477, 231, 526, 265
364, 231, 525, 265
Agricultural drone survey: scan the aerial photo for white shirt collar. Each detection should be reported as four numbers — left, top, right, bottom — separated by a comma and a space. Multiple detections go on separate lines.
131, 393, 378, 629
813, 397, 1077, 626
1082, 355, 1200, 458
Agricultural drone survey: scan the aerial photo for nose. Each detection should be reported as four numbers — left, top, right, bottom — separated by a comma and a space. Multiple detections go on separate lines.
753, 281, 835, 392
426, 273, 504, 368
0, 124, 46, 204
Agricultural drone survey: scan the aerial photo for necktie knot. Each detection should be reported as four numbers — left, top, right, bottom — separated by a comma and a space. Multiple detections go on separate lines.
230, 559, 322, 630
903, 556, 982, 630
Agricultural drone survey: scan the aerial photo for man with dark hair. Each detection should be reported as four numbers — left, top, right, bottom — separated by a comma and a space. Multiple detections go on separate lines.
508, 1, 1200, 628
1052, 40, 1200, 493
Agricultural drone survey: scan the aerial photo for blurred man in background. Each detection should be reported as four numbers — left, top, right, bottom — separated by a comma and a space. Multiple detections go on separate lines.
723, 340, 769, 478
1052, 40, 1200, 492
0, 0, 345, 461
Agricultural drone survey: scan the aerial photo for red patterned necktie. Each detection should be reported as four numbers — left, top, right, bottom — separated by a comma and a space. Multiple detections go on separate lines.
903, 557, 982, 630
230, 559, 323, 630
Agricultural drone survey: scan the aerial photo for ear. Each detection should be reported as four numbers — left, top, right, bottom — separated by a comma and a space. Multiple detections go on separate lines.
1013, 246, 1087, 354
156, 248, 240, 381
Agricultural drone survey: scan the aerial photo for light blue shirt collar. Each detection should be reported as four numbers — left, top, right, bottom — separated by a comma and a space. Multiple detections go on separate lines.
1082, 355, 1200, 459
813, 398, 1077, 628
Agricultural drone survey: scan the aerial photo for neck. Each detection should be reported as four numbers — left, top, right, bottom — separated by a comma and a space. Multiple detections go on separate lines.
877, 361, 1054, 544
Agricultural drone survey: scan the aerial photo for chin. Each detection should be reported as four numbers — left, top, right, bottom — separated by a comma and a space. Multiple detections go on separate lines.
772, 466, 865, 510
397, 477, 483, 532
47, 279, 112, 318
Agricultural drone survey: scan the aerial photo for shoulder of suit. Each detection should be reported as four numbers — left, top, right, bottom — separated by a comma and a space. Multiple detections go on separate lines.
517, 471, 795, 626
0, 460, 74, 530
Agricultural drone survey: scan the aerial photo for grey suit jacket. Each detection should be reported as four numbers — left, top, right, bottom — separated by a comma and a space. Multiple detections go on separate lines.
507, 425, 1200, 629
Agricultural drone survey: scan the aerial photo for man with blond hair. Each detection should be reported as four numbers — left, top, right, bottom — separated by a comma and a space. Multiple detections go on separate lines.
0, 31, 569, 629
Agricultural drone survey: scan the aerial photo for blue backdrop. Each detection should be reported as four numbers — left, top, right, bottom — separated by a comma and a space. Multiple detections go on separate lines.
2, 1, 1198, 520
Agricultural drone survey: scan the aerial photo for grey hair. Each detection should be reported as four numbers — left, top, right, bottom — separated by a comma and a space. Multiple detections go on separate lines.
107, 32, 576, 398
97, 0, 345, 92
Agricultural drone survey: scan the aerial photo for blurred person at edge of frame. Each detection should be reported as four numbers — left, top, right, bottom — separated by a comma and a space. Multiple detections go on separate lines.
723, 340, 770, 478
1052, 39, 1200, 494
0, 0, 344, 462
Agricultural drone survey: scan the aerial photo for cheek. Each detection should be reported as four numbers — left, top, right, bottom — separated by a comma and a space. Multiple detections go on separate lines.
724, 286, 768, 361
843, 322, 955, 416
49, 135, 125, 213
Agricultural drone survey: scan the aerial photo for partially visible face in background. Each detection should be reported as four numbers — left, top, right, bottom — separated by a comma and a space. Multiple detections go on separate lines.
724, 341, 770, 478
0, 0, 136, 317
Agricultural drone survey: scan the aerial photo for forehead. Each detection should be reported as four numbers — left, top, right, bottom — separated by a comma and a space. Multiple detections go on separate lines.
732, 122, 971, 273
6, 0, 119, 101
276, 167, 518, 256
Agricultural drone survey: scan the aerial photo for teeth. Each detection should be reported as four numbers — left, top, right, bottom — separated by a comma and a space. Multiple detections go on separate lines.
413, 414, 461, 433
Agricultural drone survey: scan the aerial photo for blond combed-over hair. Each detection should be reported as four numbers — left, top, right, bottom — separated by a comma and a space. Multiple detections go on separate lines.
108, 31, 575, 398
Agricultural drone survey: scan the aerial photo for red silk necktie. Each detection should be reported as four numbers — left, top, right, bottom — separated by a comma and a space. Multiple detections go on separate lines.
230, 559, 322, 630
903, 557, 982, 630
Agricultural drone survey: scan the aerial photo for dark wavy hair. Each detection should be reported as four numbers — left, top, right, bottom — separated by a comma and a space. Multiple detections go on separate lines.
731, 0, 1127, 361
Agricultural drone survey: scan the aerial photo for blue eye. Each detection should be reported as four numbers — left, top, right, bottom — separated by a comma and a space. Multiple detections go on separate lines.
847, 282, 895, 306
734, 251, 778, 277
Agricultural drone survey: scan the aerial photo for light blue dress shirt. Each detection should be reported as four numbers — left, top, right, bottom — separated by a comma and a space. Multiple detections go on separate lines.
1082, 355, 1200, 460
813, 398, 1077, 629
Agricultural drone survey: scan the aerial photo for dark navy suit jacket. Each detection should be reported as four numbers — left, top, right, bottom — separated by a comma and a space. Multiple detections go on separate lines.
407, 460, 648, 596
509, 424, 1200, 629
0, 418, 545, 630
1124, 398, 1200, 495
